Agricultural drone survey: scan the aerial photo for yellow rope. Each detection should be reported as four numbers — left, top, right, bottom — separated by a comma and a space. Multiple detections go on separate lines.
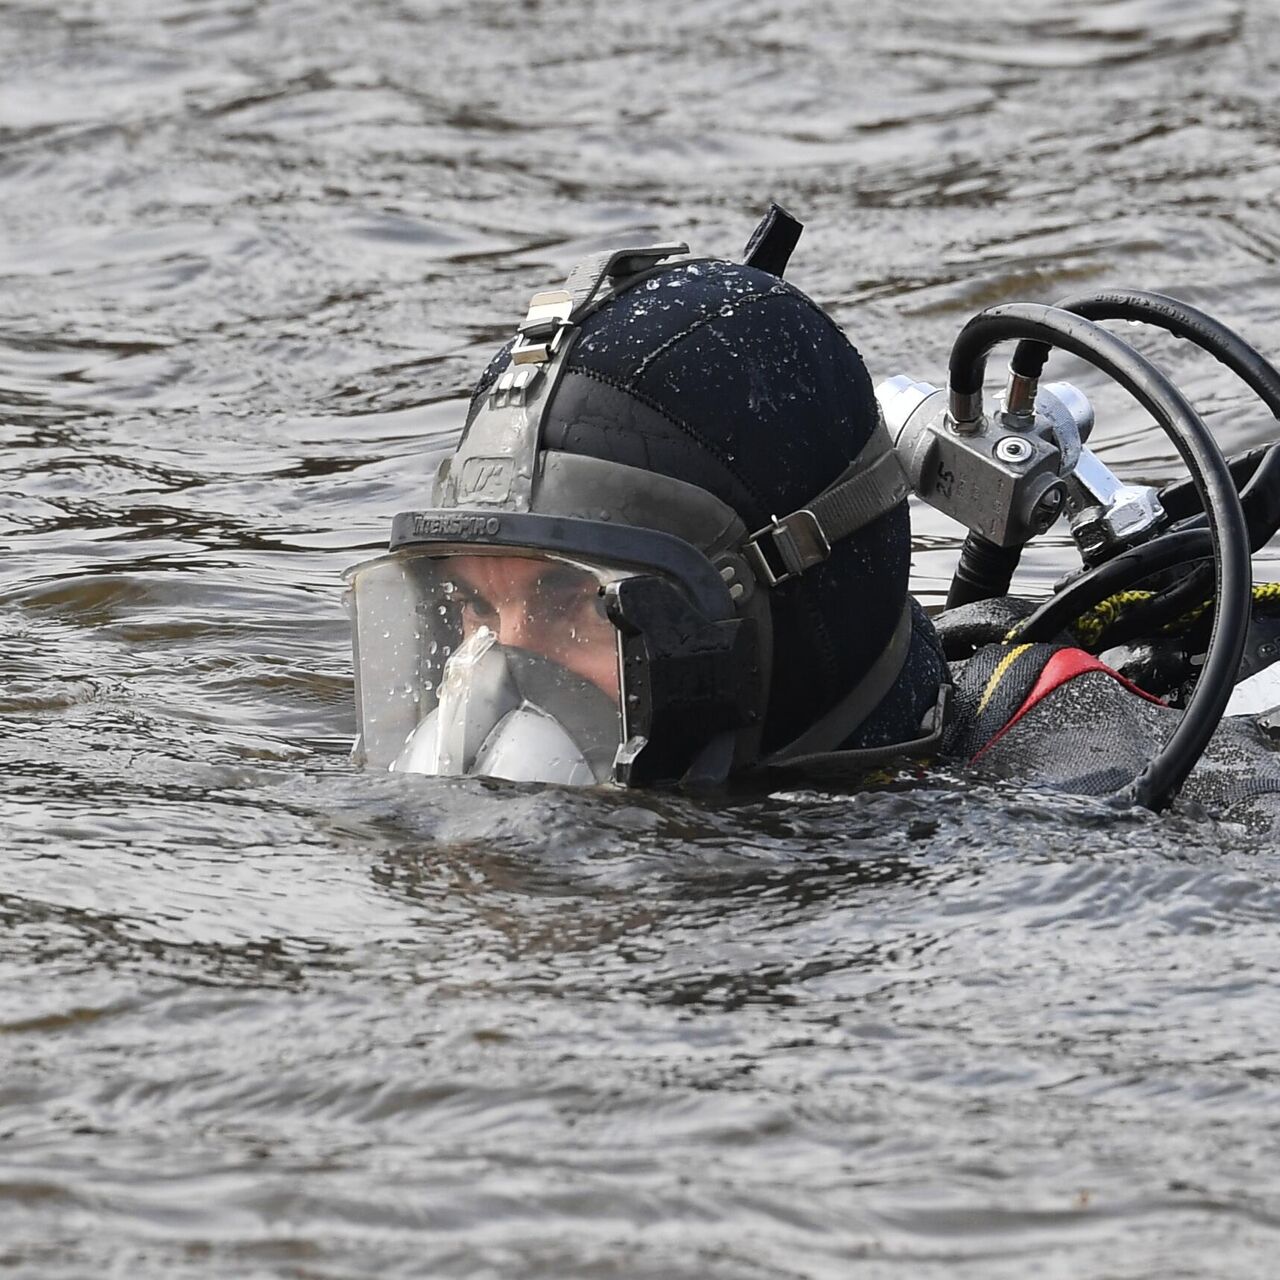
1069, 582, 1280, 648
1071, 590, 1154, 647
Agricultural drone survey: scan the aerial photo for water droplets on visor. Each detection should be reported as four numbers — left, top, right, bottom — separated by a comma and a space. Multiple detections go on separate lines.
345, 550, 628, 785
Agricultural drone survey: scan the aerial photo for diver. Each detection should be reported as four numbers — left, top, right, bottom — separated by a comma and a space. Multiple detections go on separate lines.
344, 208, 1280, 831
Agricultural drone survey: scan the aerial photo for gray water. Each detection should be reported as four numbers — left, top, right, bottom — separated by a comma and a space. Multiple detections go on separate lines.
5, 1, 1280, 1276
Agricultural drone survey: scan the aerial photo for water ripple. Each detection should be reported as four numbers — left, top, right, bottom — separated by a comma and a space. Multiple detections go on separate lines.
4, 0, 1280, 1275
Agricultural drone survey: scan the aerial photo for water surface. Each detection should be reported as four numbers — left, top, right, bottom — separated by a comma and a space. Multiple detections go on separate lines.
4, 1, 1280, 1275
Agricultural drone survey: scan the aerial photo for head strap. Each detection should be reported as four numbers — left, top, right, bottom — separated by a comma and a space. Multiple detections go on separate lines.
563, 243, 690, 319
743, 415, 910, 587
436, 243, 688, 514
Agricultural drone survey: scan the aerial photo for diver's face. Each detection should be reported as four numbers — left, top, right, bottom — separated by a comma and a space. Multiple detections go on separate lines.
448, 556, 621, 698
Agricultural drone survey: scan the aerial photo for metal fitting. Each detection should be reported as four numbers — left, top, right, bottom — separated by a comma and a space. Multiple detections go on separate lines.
1066, 449, 1166, 562
877, 375, 1090, 548
995, 436, 1034, 465
1042, 381, 1095, 445
947, 386, 985, 434
1032, 484, 1065, 530
1004, 370, 1038, 419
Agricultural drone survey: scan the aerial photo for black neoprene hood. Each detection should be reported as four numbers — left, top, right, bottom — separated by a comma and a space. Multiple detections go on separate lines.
468, 258, 913, 752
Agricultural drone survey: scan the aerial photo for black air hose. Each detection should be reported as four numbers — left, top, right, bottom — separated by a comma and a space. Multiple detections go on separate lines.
1010, 290, 1280, 416
1169, 442, 1280, 552
1013, 289, 1280, 551
958, 294, 1280, 611
1078, 445, 1280, 650
1161, 443, 1271, 522
1009, 291, 1280, 651
948, 303, 1251, 812
947, 533, 1024, 609
1015, 528, 1213, 643
1014, 289, 1280, 550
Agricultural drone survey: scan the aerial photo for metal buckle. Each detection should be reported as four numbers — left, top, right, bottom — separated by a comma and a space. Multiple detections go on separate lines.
511, 289, 573, 365
743, 509, 831, 587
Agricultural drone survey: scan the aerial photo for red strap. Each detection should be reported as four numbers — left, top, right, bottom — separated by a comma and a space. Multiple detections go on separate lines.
971, 648, 1166, 764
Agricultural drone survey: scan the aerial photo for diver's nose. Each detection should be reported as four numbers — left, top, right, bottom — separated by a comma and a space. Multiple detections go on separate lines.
496, 603, 533, 650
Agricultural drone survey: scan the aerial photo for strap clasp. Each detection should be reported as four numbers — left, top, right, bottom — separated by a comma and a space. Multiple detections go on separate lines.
511, 289, 574, 365
744, 509, 831, 587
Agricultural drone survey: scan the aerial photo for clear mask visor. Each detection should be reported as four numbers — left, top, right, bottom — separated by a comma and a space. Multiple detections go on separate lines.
344, 550, 627, 785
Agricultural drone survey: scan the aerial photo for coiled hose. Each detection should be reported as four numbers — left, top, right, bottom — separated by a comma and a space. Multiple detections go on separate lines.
947, 303, 1251, 812
949, 290, 1280, 611
1011, 291, 1280, 652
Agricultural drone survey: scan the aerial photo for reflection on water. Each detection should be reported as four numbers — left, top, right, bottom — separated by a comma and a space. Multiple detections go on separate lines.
4, 0, 1280, 1275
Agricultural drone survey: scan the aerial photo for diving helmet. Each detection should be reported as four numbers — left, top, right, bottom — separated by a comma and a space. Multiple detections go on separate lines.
345, 209, 946, 786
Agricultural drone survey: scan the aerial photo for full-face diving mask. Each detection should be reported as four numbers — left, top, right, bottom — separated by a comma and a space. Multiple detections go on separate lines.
345, 516, 764, 786
345, 229, 917, 787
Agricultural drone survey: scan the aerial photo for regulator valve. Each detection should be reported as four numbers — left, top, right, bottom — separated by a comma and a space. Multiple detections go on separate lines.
876, 371, 1093, 548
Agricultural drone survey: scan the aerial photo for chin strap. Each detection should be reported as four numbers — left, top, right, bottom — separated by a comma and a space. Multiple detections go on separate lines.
761, 683, 951, 778
765, 600, 917, 762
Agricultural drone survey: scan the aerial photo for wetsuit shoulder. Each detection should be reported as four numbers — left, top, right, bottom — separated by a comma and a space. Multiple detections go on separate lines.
945, 642, 1280, 832
945, 642, 1160, 763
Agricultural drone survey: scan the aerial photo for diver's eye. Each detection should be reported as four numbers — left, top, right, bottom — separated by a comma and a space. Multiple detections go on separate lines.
536, 565, 596, 612
458, 592, 497, 622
